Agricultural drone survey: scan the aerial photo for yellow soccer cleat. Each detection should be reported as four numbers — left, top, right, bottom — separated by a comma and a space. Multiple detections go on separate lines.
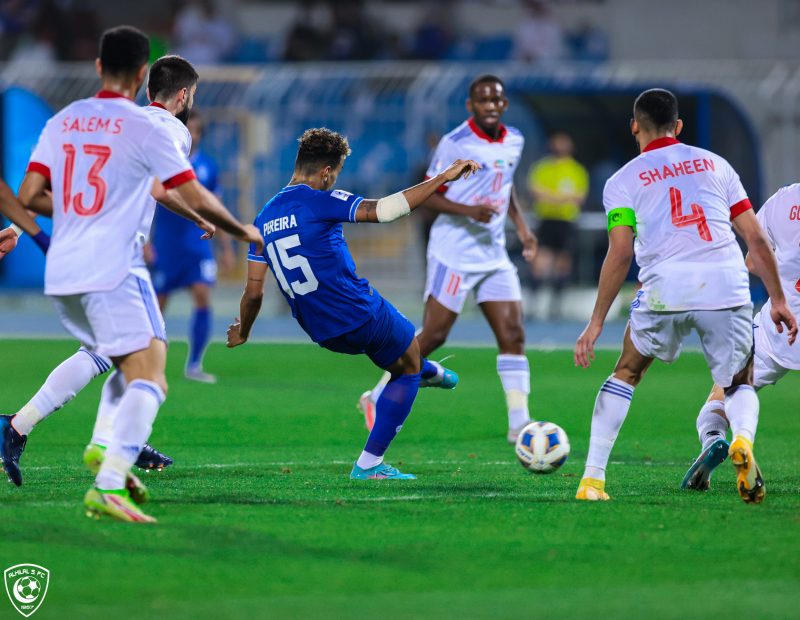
728, 436, 765, 504
83, 443, 150, 505
84, 487, 157, 523
576, 477, 610, 501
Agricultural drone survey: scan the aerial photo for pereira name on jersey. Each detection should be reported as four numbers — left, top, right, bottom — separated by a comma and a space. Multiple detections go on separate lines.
604, 138, 751, 311
28, 91, 195, 296
754, 184, 800, 369
426, 118, 524, 272
248, 184, 382, 343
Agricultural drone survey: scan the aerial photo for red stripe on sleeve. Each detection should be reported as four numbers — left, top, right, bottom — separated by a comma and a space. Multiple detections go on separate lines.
27, 161, 51, 181
162, 169, 196, 189
730, 198, 752, 220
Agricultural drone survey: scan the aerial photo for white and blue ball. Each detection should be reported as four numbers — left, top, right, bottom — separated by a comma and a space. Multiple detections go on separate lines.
515, 421, 570, 474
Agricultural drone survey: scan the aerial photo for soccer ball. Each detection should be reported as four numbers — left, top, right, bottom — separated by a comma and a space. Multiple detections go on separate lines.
17, 576, 40, 600
515, 421, 570, 474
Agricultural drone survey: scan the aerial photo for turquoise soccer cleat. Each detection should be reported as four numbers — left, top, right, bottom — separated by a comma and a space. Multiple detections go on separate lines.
681, 438, 730, 491
420, 361, 459, 389
350, 462, 417, 480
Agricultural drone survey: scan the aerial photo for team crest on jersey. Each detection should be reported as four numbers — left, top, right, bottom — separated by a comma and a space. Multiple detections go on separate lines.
4, 565, 49, 617
330, 189, 353, 201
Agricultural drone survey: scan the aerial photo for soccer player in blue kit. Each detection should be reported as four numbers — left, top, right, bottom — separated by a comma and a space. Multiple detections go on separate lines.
151, 109, 234, 383
226, 128, 478, 479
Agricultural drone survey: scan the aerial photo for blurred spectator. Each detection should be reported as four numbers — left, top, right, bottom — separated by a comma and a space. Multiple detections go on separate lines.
527, 132, 588, 318
172, 0, 237, 64
327, 0, 382, 61
408, 4, 453, 60
7, 3, 57, 67
283, 0, 332, 62
64, 5, 101, 61
513, 0, 564, 63
566, 21, 610, 63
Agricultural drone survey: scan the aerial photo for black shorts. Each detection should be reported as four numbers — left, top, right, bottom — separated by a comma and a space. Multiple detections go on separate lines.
537, 220, 576, 252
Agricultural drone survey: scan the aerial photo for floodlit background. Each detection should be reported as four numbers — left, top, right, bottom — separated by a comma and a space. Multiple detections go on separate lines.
2, 0, 799, 345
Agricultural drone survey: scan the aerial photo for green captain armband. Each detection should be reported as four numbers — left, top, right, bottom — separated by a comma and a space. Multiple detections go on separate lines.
607, 207, 636, 233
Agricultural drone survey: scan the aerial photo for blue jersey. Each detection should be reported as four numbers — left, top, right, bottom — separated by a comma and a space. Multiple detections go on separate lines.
152, 149, 220, 260
248, 184, 382, 343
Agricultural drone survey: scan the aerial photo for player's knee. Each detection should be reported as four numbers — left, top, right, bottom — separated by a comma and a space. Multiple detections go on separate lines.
613, 363, 646, 387
498, 324, 525, 354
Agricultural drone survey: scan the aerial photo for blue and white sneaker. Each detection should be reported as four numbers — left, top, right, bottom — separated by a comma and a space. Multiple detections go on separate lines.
681, 438, 730, 491
350, 462, 417, 480
420, 361, 459, 389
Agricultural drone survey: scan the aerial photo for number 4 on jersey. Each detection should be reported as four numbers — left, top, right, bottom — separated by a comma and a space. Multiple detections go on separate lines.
670, 186, 712, 242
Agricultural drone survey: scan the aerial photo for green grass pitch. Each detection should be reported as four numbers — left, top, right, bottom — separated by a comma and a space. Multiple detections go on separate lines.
0, 339, 797, 619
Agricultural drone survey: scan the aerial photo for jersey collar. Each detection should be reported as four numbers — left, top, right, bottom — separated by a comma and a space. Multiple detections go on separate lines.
468, 117, 507, 143
148, 101, 168, 110
642, 136, 680, 152
95, 89, 131, 100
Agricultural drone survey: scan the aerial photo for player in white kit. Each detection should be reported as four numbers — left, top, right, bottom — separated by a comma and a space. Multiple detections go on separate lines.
0, 27, 262, 523
682, 183, 800, 491
0, 54, 209, 483
573, 89, 796, 504
359, 75, 538, 442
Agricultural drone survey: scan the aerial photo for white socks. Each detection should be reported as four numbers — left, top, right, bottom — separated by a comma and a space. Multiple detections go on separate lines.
96, 379, 164, 490
11, 348, 110, 436
724, 385, 759, 443
583, 375, 634, 481
90, 370, 127, 447
497, 354, 531, 430
356, 450, 383, 470
696, 400, 728, 449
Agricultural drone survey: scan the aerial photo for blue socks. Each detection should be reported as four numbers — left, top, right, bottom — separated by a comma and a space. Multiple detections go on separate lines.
421, 358, 438, 380
363, 372, 420, 458
188, 307, 211, 369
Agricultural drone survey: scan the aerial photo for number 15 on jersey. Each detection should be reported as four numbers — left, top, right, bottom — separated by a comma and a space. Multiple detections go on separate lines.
265, 234, 319, 298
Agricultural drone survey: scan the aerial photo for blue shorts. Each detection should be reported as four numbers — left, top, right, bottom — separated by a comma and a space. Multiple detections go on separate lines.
152, 257, 217, 295
320, 295, 415, 369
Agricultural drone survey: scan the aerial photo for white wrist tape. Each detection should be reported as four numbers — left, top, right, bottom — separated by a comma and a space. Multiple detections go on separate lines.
9, 224, 23, 237
375, 192, 410, 223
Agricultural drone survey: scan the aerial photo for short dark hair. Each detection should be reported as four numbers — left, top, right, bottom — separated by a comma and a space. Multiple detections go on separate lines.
633, 88, 679, 132
469, 74, 505, 99
148, 55, 199, 101
99, 26, 150, 78
294, 128, 351, 174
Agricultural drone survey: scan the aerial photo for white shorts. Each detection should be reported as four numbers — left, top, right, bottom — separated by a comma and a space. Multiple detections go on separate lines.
51, 270, 167, 359
629, 300, 753, 388
753, 343, 790, 389
424, 257, 522, 314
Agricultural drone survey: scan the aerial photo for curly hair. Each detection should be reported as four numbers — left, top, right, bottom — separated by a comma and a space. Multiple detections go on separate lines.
295, 128, 351, 173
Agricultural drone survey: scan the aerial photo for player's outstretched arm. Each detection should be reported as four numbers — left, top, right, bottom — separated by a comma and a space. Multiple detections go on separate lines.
575, 225, 635, 368
0, 226, 19, 259
152, 179, 215, 239
355, 159, 480, 223
227, 260, 267, 348
173, 179, 263, 252
734, 209, 798, 344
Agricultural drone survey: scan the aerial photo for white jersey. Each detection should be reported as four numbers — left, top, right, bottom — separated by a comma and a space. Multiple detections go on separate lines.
754, 184, 800, 370
604, 138, 751, 311
425, 118, 524, 272
28, 91, 195, 296
133, 104, 193, 268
